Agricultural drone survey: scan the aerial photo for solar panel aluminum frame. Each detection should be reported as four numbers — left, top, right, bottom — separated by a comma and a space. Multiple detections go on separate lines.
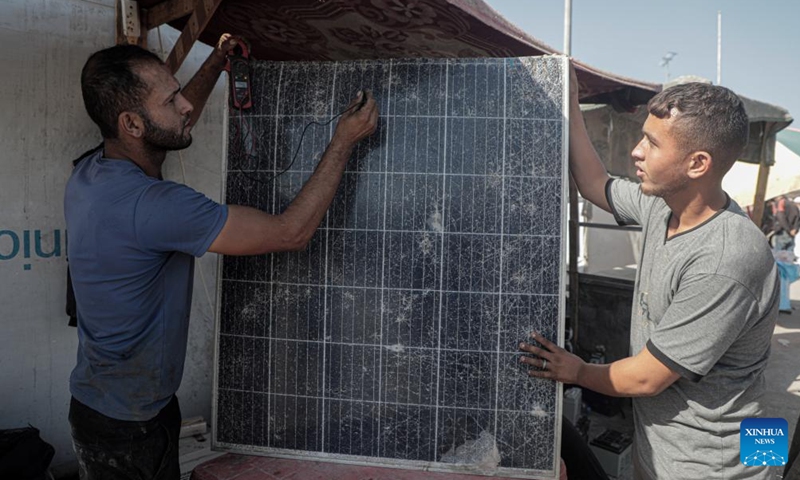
212, 55, 570, 480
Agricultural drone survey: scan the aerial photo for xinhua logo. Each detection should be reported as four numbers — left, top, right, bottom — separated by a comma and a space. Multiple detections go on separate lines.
740, 418, 788, 467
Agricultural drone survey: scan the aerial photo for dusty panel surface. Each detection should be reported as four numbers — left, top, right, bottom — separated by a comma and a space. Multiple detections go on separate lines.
215, 56, 566, 478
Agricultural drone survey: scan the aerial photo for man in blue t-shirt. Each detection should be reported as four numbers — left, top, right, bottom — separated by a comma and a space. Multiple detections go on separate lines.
65, 36, 378, 479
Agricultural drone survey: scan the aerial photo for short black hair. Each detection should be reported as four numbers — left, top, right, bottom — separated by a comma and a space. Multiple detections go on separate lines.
647, 82, 749, 174
80, 44, 163, 139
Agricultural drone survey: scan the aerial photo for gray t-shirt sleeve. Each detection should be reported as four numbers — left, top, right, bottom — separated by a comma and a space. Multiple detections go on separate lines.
607, 178, 651, 226
646, 273, 759, 382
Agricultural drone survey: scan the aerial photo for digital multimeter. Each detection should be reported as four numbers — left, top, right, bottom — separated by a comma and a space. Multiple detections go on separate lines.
225, 41, 253, 110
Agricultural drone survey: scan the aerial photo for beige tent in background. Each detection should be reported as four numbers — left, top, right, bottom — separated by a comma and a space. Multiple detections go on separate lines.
724, 138, 800, 207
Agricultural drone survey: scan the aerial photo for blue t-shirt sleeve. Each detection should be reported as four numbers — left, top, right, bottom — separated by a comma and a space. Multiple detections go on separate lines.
134, 181, 228, 257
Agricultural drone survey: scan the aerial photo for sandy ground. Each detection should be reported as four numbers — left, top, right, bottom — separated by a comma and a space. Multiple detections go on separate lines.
768, 285, 800, 432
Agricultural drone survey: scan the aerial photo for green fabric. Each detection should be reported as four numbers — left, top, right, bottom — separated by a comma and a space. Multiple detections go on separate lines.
778, 128, 800, 157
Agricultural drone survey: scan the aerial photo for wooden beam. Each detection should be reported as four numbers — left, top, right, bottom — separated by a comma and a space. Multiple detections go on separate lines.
143, 0, 196, 30
165, 0, 223, 74
751, 123, 774, 228
115, 0, 126, 45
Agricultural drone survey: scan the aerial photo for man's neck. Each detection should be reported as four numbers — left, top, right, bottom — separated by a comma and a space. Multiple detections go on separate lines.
103, 139, 166, 179
664, 185, 728, 238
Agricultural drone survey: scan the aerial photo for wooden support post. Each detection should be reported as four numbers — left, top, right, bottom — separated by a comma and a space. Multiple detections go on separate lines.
165, 0, 223, 74
568, 177, 580, 346
143, 0, 196, 30
115, 0, 126, 45
751, 123, 774, 229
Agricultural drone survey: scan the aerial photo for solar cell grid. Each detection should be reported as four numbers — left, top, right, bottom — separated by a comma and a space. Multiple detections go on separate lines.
215, 56, 567, 479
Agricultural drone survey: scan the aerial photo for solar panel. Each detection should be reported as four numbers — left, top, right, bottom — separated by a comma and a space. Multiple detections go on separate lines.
214, 56, 567, 479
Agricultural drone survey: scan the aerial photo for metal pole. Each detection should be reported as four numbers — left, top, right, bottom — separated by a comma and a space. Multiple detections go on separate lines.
564, 0, 580, 347
563, 0, 572, 55
717, 11, 722, 85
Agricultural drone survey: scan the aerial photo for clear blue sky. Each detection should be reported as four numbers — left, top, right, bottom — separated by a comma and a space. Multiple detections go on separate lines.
486, 0, 799, 122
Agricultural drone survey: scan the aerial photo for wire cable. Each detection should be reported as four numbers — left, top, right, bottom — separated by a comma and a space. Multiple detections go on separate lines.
232, 99, 365, 185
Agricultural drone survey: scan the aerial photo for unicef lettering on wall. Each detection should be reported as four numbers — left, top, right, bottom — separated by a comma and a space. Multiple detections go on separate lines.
0, 228, 66, 271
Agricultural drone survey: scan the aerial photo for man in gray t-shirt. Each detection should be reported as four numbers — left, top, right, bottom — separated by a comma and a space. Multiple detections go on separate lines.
609, 179, 778, 479
519, 65, 779, 479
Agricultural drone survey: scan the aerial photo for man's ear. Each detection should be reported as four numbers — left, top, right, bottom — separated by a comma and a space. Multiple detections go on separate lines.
118, 111, 144, 139
686, 150, 712, 180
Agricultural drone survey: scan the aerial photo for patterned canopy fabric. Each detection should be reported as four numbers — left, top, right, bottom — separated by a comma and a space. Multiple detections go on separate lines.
141, 0, 660, 105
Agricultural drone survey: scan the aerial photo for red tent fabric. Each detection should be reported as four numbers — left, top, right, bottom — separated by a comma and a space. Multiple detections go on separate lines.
141, 0, 660, 106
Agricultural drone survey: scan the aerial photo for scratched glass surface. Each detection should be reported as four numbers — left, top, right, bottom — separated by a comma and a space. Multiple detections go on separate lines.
216, 57, 566, 478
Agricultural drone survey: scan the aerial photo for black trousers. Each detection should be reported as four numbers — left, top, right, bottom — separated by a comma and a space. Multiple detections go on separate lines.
68, 396, 181, 480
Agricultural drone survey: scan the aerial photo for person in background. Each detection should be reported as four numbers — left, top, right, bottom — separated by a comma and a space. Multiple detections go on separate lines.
771, 194, 800, 251
760, 199, 776, 236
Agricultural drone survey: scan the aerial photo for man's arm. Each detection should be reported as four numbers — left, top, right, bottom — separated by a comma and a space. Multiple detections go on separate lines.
208, 91, 379, 255
519, 331, 680, 397
181, 34, 238, 128
567, 63, 612, 213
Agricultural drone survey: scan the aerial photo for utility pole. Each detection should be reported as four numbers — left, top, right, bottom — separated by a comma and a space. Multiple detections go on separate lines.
660, 51, 677, 82
564, 0, 572, 55
717, 11, 722, 85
